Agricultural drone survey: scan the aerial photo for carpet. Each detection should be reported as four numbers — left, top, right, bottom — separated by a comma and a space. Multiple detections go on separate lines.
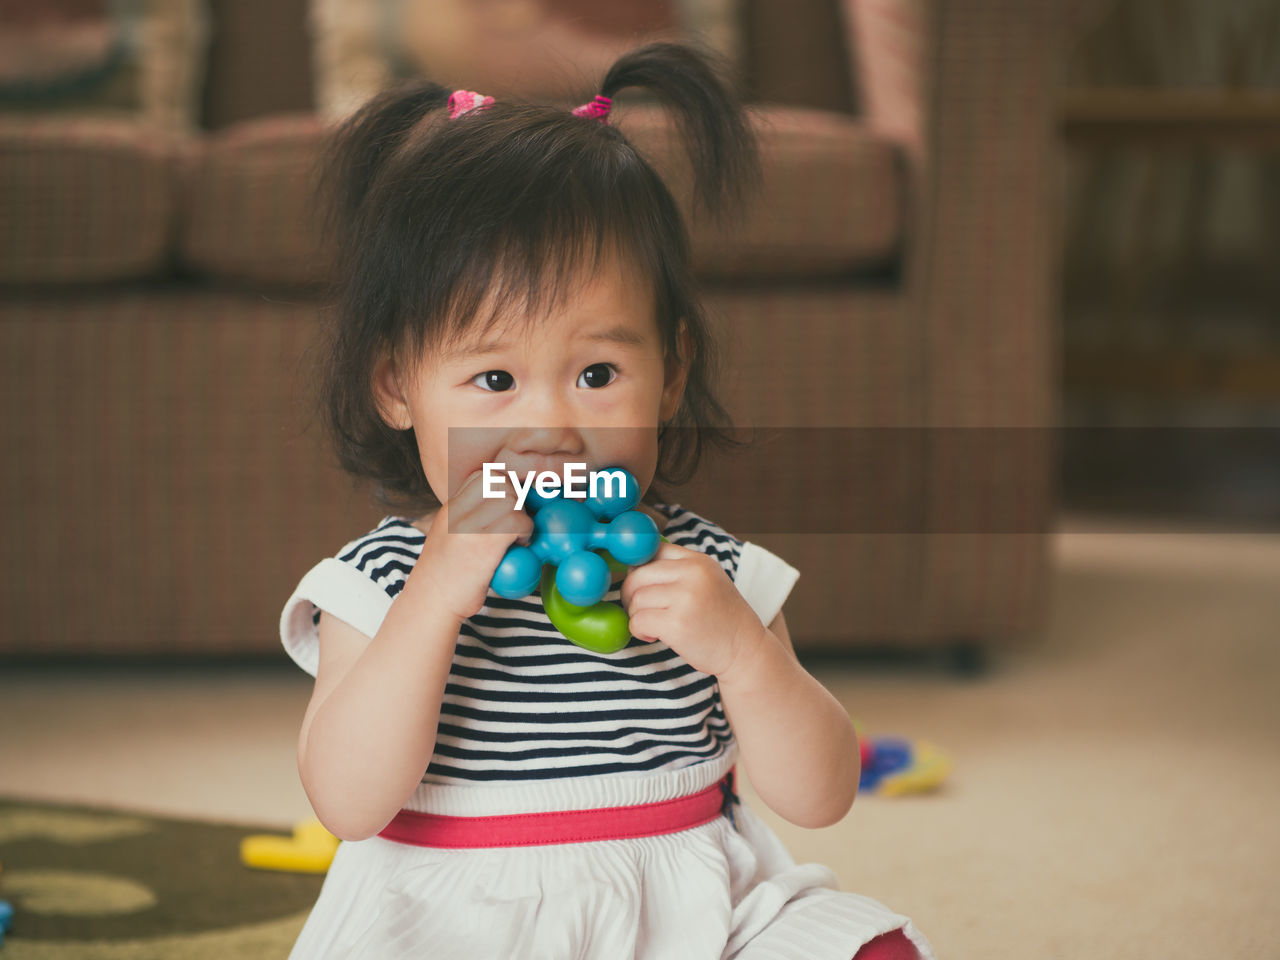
0, 798, 321, 958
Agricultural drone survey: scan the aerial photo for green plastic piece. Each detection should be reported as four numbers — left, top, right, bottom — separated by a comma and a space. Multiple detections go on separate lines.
542, 566, 632, 654
542, 537, 668, 655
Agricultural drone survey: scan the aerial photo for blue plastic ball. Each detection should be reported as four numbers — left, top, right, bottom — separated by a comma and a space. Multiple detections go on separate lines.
523, 483, 560, 514
533, 499, 595, 564
491, 545, 543, 599
556, 549, 611, 607
584, 467, 640, 519
604, 511, 661, 565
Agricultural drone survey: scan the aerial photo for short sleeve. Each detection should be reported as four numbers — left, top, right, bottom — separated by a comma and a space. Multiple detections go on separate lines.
735, 541, 801, 629
278, 517, 425, 677
279, 558, 396, 677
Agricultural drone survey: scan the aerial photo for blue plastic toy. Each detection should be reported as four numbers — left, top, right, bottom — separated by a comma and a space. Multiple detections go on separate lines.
856, 730, 952, 797
490, 467, 662, 654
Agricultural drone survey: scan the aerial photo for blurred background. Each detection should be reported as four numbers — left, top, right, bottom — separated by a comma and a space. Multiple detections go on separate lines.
1060, 0, 1280, 528
0, 1, 1277, 958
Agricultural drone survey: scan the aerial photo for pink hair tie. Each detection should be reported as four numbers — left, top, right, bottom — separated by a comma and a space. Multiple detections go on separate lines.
448, 90, 495, 119
572, 95, 612, 124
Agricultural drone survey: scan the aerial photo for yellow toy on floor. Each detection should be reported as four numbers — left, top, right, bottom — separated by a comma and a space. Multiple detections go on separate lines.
853, 717, 953, 796
240, 818, 340, 874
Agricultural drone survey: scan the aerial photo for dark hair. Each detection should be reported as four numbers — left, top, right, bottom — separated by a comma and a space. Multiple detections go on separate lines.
313, 42, 759, 514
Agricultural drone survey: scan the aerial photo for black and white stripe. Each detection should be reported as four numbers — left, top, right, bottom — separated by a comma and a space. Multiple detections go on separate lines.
312, 503, 744, 784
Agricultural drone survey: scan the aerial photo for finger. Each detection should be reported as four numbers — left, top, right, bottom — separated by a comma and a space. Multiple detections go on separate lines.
620, 560, 684, 608
627, 606, 665, 644
512, 510, 536, 544
452, 482, 525, 533
474, 500, 534, 537
656, 542, 698, 560
625, 583, 678, 618
439, 477, 482, 528
458, 467, 532, 512
449, 469, 487, 503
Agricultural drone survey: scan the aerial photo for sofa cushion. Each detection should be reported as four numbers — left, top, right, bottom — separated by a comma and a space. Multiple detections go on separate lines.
180, 106, 902, 287
180, 114, 327, 287
623, 105, 903, 279
0, 119, 182, 284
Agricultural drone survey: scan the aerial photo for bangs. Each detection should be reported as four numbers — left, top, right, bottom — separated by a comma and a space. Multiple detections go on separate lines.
433, 214, 651, 365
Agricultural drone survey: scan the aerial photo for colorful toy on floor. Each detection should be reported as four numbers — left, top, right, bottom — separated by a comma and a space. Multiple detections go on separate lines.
240, 818, 340, 874
854, 719, 952, 796
491, 467, 663, 654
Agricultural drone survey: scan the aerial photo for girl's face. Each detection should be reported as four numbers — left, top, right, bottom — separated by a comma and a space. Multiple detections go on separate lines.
373, 259, 690, 521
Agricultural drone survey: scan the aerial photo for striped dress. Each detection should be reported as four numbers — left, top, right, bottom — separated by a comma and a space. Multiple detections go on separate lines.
279, 502, 936, 960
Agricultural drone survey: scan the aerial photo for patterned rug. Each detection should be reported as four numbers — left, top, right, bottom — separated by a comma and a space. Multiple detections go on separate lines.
0, 798, 323, 958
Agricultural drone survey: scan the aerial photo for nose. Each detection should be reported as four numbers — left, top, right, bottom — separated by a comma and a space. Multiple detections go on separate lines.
506, 388, 585, 459
508, 424, 583, 458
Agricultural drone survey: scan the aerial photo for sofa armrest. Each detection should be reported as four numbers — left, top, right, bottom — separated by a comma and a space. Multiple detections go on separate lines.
844, 0, 1069, 429
843, 1, 1075, 642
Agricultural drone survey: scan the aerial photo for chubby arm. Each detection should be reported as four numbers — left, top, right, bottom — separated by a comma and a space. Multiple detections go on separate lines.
297, 573, 462, 842
622, 543, 860, 829
715, 610, 860, 828
296, 472, 532, 842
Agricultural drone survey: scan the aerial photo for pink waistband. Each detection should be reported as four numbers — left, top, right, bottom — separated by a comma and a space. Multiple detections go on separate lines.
378, 768, 739, 849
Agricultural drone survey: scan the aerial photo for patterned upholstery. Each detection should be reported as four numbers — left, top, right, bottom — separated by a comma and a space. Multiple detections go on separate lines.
625, 106, 903, 280
0, 290, 380, 657
0, 119, 184, 284
845, 0, 1064, 638
179, 115, 329, 288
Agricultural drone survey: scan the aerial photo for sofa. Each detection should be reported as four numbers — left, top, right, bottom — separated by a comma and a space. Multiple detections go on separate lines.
0, 0, 1067, 661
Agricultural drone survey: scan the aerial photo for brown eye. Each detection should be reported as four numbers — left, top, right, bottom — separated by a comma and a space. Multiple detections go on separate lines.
472, 370, 514, 392
577, 363, 617, 389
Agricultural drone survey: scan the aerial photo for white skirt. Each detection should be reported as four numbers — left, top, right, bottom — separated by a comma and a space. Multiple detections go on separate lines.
287, 751, 937, 960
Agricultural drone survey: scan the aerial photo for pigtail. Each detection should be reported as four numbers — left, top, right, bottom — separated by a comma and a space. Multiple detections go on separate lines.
310, 80, 450, 513
599, 42, 760, 220
314, 80, 452, 275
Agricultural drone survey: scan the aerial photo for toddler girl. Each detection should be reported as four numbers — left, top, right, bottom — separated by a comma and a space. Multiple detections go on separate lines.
280, 42, 936, 960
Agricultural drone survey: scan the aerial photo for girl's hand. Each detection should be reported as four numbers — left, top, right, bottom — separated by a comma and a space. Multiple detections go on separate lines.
620, 543, 765, 678
413, 471, 534, 624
